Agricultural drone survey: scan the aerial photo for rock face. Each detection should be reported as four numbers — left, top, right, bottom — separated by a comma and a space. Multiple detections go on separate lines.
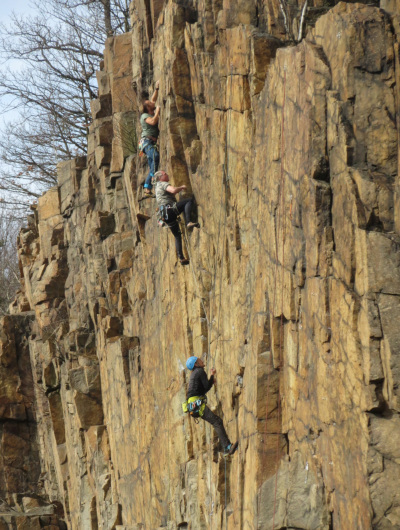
0, 313, 66, 529
2, 0, 400, 528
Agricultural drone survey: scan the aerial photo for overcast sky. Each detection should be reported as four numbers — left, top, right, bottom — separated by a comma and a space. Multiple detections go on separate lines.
0, 0, 36, 118
0, 0, 34, 20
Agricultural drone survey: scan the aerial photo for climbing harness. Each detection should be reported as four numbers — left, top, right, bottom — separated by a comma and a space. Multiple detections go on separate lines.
138, 137, 159, 157
182, 395, 207, 418
156, 204, 183, 230
156, 205, 169, 226
158, 204, 177, 222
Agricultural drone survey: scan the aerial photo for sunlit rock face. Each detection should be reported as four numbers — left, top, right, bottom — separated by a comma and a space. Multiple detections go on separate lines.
2, 0, 400, 528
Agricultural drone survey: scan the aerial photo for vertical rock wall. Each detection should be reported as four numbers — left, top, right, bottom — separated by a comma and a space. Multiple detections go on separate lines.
2, 0, 400, 529
0, 314, 65, 528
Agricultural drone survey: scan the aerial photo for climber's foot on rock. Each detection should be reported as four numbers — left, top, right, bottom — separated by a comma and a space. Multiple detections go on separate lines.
224, 441, 238, 457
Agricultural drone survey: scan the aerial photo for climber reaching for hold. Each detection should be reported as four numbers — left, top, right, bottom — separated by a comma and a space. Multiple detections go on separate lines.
153, 170, 199, 266
183, 356, 238, 456
140, 80, 160, 195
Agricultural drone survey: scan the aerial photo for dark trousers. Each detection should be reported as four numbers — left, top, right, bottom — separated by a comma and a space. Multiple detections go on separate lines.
166, 198, 193, 259
143, 141, 159, 190
202, 406, 230, 449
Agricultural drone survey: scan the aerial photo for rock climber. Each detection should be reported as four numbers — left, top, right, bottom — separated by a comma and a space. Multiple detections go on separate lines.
153, 170, 199, 265
184, 356, 238, 456
140, 80, 160, 195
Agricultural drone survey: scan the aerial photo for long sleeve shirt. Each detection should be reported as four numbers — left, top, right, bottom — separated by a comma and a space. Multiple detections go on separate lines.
187, 367, 214, 399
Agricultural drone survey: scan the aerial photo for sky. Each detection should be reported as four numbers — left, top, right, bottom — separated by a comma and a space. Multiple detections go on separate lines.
0, 0, 36, 119
0, 0, 36, 197
0, 0, 34, 21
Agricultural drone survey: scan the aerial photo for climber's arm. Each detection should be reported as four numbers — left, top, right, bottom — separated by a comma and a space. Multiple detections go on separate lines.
166, 185, 187, 195
151, 80, 160, 103
145, 106, 160, 126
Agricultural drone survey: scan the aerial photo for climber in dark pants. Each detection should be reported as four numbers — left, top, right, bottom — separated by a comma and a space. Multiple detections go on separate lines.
154, 170, 199, 265
185, 356, 238, 456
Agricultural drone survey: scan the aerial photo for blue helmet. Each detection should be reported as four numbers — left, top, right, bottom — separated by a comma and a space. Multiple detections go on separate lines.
186, 356, 198, 370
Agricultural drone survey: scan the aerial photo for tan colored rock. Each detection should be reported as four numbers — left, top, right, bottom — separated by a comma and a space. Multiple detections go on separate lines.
110, 112, 137, 173
90, 94, 112, 120
95, 145, 112, 168
0, 315, 61, 524
96, 69, 111, 97
1, 1, 400, 529
95, 118, 114, 147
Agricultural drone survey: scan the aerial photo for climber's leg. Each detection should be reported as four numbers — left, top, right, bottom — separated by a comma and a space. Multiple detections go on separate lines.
143, 142, 159, 191
201, 406, 230, 450
175, 198, 199, 228
167, 216, 188, 263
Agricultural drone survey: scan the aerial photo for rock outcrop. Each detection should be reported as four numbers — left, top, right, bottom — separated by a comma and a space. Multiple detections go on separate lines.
1, 0, 400, 528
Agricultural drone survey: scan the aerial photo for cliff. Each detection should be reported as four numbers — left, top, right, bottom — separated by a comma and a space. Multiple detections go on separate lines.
1, 0, 400, 528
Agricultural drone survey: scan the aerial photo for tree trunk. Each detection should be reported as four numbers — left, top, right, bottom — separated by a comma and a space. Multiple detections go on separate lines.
102, 0, 112, 35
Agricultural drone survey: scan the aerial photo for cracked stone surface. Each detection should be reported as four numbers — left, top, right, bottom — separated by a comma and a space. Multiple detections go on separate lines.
1, 0, 400, 528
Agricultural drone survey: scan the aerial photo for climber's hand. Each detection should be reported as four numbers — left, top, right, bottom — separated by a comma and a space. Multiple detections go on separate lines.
210, 368, 216, 375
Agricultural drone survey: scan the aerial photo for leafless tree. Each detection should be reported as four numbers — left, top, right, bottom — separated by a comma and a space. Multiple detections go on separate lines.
0, 206, 22, 315
0, 0, 130, 214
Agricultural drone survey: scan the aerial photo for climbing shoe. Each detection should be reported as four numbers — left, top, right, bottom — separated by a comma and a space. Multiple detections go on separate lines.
143, 189, 154, 197
179, 258, 190, 265
186, 222, 200, 229
224, 442, 238, 457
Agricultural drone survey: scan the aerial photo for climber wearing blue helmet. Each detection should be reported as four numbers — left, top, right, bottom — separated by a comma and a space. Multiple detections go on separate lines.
183, 356, 238, 456
186, 356, 198, 370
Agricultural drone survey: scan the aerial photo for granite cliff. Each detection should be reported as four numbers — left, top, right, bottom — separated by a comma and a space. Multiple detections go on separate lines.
1, 0, 400, 528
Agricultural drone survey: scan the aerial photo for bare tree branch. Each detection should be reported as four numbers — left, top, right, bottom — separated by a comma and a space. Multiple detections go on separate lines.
298, 0, 309, 42
0, 0, 131, 211
0, 207, 22, 314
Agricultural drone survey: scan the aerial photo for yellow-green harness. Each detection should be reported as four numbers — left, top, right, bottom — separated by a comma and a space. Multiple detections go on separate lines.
182, 395, 207, 418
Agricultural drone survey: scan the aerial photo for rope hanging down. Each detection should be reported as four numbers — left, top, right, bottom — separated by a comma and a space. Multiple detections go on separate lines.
258, 66, 288, 530
222, 65, 234, 530
272, 66, 288, 530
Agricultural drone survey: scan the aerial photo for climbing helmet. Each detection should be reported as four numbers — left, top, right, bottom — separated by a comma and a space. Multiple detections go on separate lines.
186, 356, 198, 370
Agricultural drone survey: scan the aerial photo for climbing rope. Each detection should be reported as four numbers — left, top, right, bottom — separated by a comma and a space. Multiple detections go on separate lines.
272, 66, 288, 530
137, 374, 145, 526
221, 65, 234, 530
157, 226, 174, 527
215, 71, 232, 367
166, 375, 172, 525
181, 225, 215, 528
225, 455, 228, 530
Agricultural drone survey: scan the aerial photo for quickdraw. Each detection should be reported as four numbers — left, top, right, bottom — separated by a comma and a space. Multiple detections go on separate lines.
138, 137, 146, 156
156, 204, 178, 228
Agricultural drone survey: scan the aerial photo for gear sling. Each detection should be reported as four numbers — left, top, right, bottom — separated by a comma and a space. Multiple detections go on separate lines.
157, 204, 179, 227
182, 395, 207, 419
